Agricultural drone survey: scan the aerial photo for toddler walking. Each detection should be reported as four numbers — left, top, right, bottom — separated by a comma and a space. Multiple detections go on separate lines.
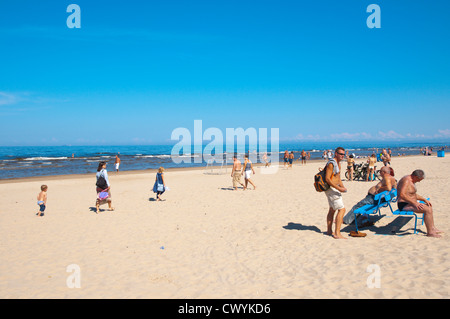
36, 185, 48, 217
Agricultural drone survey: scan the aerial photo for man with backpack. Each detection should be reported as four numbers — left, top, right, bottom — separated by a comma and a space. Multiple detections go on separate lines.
324, 147, 348, 239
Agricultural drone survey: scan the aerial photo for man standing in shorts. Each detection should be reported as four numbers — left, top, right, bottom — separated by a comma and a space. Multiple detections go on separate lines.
231, 155, 244, 190
300, 150, 307, 165
324, 147, 347, 239
115, 153, 121, 172
381, 149, 391, 166
283, 150, 289, 168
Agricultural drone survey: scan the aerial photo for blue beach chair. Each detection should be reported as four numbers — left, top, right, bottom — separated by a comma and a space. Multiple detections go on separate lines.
391, 199, 427, 234
353, 189, 397, 232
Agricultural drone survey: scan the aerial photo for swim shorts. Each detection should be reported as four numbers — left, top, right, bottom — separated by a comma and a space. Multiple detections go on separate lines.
324, 187, 345, 210
37, 201, 46, 212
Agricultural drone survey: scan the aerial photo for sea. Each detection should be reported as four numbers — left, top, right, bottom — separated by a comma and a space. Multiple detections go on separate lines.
0, 141, 448, 180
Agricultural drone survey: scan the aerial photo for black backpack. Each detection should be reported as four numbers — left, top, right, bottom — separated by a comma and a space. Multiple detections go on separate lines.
96, 173, 108, 190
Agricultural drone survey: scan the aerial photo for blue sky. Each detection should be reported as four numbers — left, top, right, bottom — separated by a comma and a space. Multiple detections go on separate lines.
0, 0, 449, 146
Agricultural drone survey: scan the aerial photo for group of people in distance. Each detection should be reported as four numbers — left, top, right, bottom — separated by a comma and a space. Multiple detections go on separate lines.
283, 150, 310, 168
346, 148, 391, 182
324, 147, 442, 239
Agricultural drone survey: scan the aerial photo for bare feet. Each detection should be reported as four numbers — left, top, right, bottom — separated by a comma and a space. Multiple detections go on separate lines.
332, 233, 347, 239
427, 233, 441, 238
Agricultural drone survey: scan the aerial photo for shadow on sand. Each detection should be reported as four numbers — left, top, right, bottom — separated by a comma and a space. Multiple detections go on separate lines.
283, 222, 322, 234
342, 215, 426, 236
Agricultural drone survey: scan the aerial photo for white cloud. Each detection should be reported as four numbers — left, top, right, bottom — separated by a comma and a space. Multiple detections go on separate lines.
288, 129, 450, 142
437, 129, 450, 137
292, 133, 321, 141
329, 132, 373, 140
0, 91, 66, 112
0, 92, 18, 105
377, 130, 404, 139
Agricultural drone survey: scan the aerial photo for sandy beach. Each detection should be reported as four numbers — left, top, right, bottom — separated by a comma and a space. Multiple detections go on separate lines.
0, 155, 449, 299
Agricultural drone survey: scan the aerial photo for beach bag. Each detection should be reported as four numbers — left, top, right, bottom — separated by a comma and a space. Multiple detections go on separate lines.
314, 166, 330, 192
96, 175, 108, 189
98, 190, 109, 200
153, 181, 165, 193
153, 172, 165, 193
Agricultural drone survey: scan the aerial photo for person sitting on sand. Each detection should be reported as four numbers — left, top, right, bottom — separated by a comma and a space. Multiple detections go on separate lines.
231, 155, 244, 190
397, 169, 442, 237
343, 166, 397, 226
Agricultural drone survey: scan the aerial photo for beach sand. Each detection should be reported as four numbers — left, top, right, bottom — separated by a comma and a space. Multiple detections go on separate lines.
0, 155, 449, 299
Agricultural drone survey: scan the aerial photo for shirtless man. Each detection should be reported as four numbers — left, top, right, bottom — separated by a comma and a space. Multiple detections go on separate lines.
283, 150, 289, 168
397, 170, 442, 237
343, 166, 397, 225
288, 151, 294, 168
231, 155, 244, 190
381, 149, 391, 166
115, 154, 121, 172
300, 150, 307, 165
324, 147, 347, 239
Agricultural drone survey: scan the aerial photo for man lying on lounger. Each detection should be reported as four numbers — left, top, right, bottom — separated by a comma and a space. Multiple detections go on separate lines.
343, 166, 397, 226
397, 169, 442, 238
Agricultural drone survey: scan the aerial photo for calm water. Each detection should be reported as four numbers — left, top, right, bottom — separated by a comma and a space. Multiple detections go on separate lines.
0, 142, 447, 179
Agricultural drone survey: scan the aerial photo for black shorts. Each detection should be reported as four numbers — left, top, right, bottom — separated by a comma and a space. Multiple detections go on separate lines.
398, 202, 409, 211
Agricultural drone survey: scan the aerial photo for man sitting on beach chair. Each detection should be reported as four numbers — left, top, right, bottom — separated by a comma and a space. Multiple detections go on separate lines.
343, 166, 397, 226
396, 169, 442, 237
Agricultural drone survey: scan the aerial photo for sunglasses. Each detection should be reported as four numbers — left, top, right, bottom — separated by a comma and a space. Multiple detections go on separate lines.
337, 152, 345, 156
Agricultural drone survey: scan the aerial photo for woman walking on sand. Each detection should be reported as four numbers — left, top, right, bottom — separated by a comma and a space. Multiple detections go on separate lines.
95, 161, 114, 213
242, 154, 256, 190
153, 167, 166, 201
